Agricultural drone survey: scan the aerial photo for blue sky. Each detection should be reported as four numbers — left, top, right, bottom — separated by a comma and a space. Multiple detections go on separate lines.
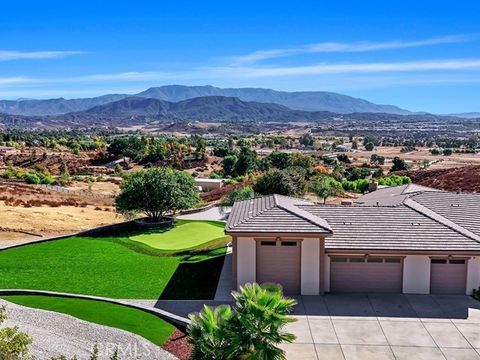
1, 0, 479, 113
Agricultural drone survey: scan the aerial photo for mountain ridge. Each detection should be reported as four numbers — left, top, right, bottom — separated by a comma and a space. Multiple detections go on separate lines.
0, 85, 411, 116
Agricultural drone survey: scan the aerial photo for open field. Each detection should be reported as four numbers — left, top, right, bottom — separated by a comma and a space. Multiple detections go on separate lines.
0, 181, 121, 244
64, 179, 122, 196
129, 220, 227, 251
0, 222, 229, 299
350, 146, 480, 170
2, 295, 175, 346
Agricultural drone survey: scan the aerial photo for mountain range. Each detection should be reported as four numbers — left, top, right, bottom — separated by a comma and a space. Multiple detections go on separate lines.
0, 85, 411, 116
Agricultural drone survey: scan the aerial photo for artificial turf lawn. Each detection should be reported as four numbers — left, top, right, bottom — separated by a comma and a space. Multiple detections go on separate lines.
1, 295, 175, 346
0, 228, 228, 299
129, 220, 226, 251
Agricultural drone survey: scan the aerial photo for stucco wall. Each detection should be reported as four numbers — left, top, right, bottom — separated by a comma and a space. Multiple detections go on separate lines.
403, 255, 431, 294
236, 237, 256, 288
300, 238, 320, 295
466, 256, 480, 295
324, 254, 331, 293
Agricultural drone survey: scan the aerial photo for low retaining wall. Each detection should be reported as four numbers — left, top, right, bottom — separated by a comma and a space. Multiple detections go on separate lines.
0, 289, 191, 329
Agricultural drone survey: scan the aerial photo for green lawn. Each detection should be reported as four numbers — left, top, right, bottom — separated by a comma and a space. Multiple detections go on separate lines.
0, 221, 229, 299
1, 295, 175, 346
129, 220, 227, 251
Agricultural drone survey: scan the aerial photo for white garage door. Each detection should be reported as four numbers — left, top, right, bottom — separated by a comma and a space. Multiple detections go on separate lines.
256, 240, 301, 294
330, 256, 403, 293
430, 258, 467, 294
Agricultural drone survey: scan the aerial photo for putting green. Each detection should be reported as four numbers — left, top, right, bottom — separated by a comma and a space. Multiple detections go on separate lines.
129, 219, 227, 251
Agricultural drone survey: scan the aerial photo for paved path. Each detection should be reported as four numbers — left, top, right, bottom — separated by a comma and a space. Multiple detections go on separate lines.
0, 299, 177, 360
176, 206, 230, 221
214, 249, 234, 301
281, 294, 480, 360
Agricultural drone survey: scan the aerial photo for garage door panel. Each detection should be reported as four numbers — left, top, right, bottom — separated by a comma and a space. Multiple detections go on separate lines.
430, 259, 467, 295
256, 240, 300, 294
330, 257, 403, 293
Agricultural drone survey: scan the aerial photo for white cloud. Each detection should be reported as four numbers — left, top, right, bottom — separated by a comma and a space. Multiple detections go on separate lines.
229, 35, 475, 65
0, 50, 86, 61
209, 59, 480, 77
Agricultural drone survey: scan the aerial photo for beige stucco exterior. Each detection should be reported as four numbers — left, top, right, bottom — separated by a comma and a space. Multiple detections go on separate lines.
402, 255, 431, 294
466, 256, 480, 295
300, 238, 320, 295
236, 237, 256, 287
233, 235, 480, 295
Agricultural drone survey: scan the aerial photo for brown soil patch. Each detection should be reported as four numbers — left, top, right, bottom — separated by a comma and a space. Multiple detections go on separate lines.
163, 329, 192, 360
402, 165, 480, 192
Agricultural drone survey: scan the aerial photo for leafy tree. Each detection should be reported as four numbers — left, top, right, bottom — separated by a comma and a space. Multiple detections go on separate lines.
309, 176, 343, 203
390, 157, 409, 172
234, 147, 257, 176
364, 142, 375, 151
116, 167, 200, 220
337, 154, 350, 164
370, 154, 385, 166
192, 135, 207, 160
222, 154, 238, 177
443, 148, 453, 156
220, 186, 255, 207
266, 152, 292, 170
299, 133, 314, 147
188, 283, 297, 360
0, 305, 33, 360
254, 169, 305, 196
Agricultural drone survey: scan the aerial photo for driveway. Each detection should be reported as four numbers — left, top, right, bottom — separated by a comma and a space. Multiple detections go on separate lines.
281, 294, 480, 360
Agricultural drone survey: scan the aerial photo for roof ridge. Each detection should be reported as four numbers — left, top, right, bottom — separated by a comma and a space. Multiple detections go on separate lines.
229, 195, 276, 228
275, 199, 333, 233
404, 198, 480, 243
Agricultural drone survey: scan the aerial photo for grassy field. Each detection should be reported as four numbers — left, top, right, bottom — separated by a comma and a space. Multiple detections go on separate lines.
129, 220, 226, 251
1, 295, 175, 346
0, 221, 229, 299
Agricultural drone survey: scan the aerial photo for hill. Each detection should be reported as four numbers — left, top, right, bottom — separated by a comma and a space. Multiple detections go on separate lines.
0, 85, 410, 116
403, 166, 480, 192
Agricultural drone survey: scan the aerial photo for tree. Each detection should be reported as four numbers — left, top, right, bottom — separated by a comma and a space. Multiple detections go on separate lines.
253, 169, 305, 196
188, 283, 297, 360
309, 176, 343, 204
0, 305, 33, 360
337, 154, 350, 164
390, 157, 409, 172
234, 147, 257, 176
220, 186, 255, 207
116, 167, 200, 220
222, 154, 238, 177
266, 152, 292, 170
299, 133, 314, 147
370, 154, 385, 166
443, 148, 453, 156
364, 142, 375, 151
192, 135, 207, 160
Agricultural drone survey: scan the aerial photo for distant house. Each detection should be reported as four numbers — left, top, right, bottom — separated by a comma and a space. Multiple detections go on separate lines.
225, 185, 480, 296
194, 178, 224, 192
336, 143, 353, 152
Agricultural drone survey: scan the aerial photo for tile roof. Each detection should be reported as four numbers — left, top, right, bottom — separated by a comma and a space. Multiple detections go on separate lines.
225, 194, 332, 234
226, 186, 480, 252
301, 204, 480, 251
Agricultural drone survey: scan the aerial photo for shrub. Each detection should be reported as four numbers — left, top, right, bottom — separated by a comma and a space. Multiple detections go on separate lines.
254, 169, 305, 196
220, 186, 255, 206
188, 283, 297, 360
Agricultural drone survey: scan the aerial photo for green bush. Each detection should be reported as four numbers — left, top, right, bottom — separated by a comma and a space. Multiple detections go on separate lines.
377, 175, 411, 187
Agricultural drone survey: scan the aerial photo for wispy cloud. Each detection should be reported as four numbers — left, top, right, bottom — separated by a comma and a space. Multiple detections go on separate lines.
0, 50, 87, 61
210, 59, 480, 77
229, 35, 475, 65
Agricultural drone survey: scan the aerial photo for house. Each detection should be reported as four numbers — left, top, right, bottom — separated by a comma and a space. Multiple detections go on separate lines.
225, 185, 480, 296
194, 178, 224, 192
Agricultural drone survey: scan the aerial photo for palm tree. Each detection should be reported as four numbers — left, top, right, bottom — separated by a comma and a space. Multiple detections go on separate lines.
229, 283, 297, 360
188, 304, 233, 360
188, 283, 297, 360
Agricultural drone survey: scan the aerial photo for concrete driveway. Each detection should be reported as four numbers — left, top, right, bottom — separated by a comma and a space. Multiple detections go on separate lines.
281, 294, 480, 360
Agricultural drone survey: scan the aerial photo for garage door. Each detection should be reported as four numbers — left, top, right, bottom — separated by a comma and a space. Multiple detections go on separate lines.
256, 240, 301, 294
430, 258, 467, 294
330, 256, 403, 293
